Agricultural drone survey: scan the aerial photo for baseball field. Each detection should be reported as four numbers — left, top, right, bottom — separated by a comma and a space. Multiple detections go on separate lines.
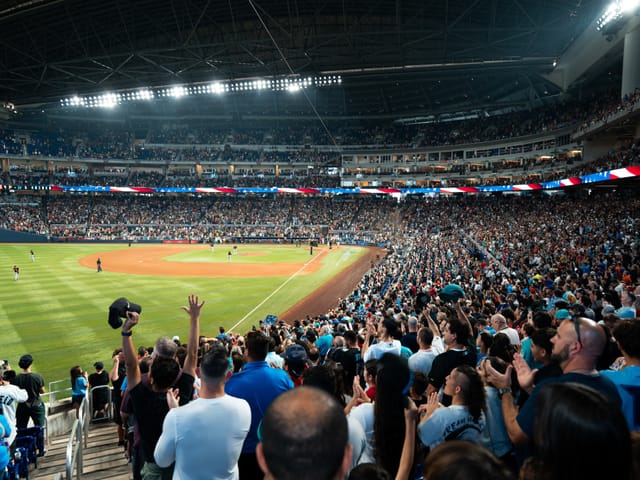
0, 242, 381, 387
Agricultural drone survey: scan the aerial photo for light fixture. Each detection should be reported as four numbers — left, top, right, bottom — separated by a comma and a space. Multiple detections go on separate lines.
59, 75, 342, 108
596, 0, 639, 31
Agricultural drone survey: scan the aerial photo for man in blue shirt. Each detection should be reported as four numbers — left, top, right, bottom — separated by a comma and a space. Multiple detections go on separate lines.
225, 331, 293, 480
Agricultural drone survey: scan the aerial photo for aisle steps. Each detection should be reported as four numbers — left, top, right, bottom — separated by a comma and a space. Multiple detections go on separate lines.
30, 422, 131, 480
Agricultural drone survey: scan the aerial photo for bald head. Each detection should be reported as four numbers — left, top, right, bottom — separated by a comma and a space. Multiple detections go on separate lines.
257, 387, 350, 480
574, 317, 606, 360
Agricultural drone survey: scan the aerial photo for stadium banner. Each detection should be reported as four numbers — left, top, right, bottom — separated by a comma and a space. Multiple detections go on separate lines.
49, 164, 640, 196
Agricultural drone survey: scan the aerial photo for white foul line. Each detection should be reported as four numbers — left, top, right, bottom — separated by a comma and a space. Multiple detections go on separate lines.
228, 249, 325, 332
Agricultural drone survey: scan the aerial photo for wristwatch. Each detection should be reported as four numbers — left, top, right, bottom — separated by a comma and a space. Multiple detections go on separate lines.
497, 387, 512, 398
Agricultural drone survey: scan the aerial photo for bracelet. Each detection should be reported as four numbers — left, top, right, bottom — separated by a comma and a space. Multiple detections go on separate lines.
498, 387, 512, 398
121, 331, 132, 337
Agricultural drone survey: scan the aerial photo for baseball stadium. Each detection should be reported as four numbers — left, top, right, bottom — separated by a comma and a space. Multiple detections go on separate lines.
0, 1, 639, 479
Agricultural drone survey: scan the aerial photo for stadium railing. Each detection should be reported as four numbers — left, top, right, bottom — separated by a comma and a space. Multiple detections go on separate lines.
65, 395, 89, 480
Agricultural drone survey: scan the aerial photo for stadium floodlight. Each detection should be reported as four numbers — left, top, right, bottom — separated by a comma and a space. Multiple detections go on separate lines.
58, 74, 342, 108
138, 89, 154, 100
168, 86, 186, 98
210, 82, 224, 94
621, 0, 640, 13
596, 0, 639, 31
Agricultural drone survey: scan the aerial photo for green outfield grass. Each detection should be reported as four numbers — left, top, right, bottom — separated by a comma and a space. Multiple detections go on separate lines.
0, 243, 367, 386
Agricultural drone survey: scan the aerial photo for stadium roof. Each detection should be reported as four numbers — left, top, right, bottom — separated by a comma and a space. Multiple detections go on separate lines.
0, 0, 614, 119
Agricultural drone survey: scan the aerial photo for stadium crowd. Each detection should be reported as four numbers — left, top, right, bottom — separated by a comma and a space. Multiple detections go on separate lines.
1, 187, 639, 480
1, 84, 640, 480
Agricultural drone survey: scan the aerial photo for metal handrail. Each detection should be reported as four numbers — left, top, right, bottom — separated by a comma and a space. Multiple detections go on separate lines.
65, 419, 80, 480
47, 379, 73, 408
65, 394, 90, 480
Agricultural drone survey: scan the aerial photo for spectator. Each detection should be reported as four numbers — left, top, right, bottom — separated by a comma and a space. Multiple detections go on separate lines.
486, 317, 622, 447
121, 294, 201, 479
0, 409, 11, 476
256, 386, 352, 480
302, 365, 367, 470
0, 363, 27, 446
477, 357, 515, 470
422, 441, 514, 480
70, 365, 88, 418
154, 343, 251, 479
401, 316, 419, 354
88, 361, 110, 419
109, 348, 127, 447
616, 291, 637, 319
13, 354, 46, 429
225, 331, 293, 480
601, 320, 640, 430
426, 319, 476, 404
520, 382, 632, 480
490, 314, 520, 346
282, 344, 308, 387
316, 325, 334, 360
363, 318, 401, 362
408, 327, 439, 376
329, 330, 362, 396
418, 364, 486, 450
349, 353, 411, 476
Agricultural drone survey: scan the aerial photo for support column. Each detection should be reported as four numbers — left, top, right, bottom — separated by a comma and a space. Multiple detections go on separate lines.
621, 27, 640, 99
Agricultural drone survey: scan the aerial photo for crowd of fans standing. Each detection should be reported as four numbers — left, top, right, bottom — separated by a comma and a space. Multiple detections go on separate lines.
1, 186, 639, 479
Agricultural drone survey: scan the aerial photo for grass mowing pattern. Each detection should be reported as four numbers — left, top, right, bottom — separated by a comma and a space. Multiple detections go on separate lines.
0, 243, 367, 384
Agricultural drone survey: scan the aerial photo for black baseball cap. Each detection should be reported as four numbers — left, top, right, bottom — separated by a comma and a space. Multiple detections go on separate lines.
108, 297, 142, 329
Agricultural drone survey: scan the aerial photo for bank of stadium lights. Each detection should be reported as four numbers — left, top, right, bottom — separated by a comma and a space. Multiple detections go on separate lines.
596, 0, 640, 31
59, 75, 341, 108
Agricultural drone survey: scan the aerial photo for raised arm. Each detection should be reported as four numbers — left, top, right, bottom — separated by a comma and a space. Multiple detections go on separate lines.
485, 362, 529, 445
181, 294, 204, 378
121, 311, 140, 391
395, 398, 418, 480
453, 300, 473, 337
424, 306, 441, 337
109, 354, 121, 383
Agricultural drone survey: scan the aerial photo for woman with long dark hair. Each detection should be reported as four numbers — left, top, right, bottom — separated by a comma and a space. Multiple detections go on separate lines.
348, 353, 413, 478
418, 364, 486, 450
70, 365, 88, 418
520, 382, 633, 480
373, 353, 411, 477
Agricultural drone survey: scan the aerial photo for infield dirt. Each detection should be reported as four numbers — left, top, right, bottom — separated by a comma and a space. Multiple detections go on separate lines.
78, 245, 387, 322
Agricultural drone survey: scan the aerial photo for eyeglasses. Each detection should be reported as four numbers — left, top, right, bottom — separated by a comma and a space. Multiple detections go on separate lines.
572, 316, 582, 346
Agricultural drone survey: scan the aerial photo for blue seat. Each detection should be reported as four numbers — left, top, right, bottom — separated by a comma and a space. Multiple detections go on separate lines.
13, 436, 37, 469
16, 427, 45, 457
6, 446, 29, 479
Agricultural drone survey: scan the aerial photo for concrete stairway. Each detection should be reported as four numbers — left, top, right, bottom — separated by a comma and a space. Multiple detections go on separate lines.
30, 422, 131, 480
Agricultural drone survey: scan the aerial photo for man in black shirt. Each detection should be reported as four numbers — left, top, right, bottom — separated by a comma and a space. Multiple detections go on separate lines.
13, 354, 45, 429
427, 319, 476, 405
121, 294, 202, 479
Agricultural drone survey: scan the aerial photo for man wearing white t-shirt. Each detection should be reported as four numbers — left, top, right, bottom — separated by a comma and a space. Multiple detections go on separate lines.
490, 313, 520, 346
155, 344, 251, 480
0, 365, 28, 446
362, 318, 402, 362
409, 327, 444, 376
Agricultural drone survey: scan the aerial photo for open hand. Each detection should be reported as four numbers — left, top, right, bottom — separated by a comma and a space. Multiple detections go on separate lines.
182, 294, 205, 319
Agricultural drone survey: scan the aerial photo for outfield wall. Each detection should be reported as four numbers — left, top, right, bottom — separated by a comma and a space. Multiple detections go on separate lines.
0, 228, 49, 242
